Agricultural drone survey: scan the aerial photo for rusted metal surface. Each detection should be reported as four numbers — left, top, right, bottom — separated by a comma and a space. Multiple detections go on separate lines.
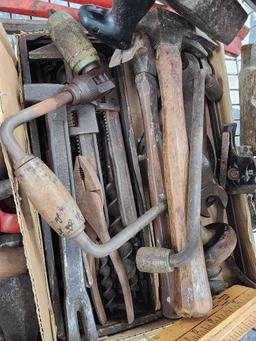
133, 33, 175, 318
134, 10, 213, 318
166, 0, 247, 45
0, 73, 114, 165
97, 311, 162, 337
79, 0, 247, 50
137, 51, 206, 271
74, 155, 135, 324
204, 223, 237, 279
1, 19, 48, 34
182, 53, 227, 219
0, 79, 165, 259
45, 104, 98, 341
137, 65, 206, 271
102, 91, 141, 298
24, 84, 97, 340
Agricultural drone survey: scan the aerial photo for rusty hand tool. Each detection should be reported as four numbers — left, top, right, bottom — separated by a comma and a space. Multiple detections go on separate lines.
24, 84, 98, 341
165, 0, 247, 45
79, 0, 247, 49
70, 103, 108, 325
182, 53, 228, 219
135, 9, 212, 318
0, 9, 166, 260
220, 124, 256, 195
0, 82, 165, 255
114, 61, 154, 306
75, 155, 134, 324
132, 33, 175, 318
201, 137, 228, 219
204, 223, 237, 280
101, 123, 148, 308
70, 101, 133, 322
101, 92, 143, 301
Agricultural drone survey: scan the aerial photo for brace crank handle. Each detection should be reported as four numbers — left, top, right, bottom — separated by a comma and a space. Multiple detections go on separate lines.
15, 157, 166, 257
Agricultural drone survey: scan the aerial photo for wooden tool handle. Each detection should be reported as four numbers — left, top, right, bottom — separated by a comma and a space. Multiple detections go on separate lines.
157, 44, 212, 317
135, 72, 175, 318
210, 44, 256, 283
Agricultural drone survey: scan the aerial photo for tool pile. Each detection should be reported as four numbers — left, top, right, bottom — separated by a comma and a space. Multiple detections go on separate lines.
0, 0, 256, 340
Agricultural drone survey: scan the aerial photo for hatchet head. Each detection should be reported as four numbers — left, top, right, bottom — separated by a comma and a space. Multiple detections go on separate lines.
165, 0, 248, 45
79, 0, 247, 50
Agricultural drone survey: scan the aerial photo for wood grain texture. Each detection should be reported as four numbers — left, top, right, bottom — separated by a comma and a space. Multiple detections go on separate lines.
240, 44, 256, 153
135, 69, 175, 318
209, 44, 256, 282
156, 44, 212, 317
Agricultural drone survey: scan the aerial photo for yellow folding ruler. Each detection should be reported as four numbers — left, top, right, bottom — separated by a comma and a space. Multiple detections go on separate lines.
152, 285, 256, 341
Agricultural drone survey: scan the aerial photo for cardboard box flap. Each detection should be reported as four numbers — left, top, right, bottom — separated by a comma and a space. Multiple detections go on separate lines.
0, 23, 56, 341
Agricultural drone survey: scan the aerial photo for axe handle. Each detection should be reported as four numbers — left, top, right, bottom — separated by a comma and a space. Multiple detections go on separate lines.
157, 44, 212, 317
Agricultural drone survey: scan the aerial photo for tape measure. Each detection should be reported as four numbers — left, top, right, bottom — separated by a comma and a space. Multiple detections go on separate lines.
152, 285, 256, 341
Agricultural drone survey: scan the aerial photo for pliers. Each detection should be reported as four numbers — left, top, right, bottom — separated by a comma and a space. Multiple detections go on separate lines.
74, 155, 134, 324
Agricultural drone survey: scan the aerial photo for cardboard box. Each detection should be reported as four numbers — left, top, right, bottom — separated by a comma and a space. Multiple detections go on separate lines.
0, 24, 57, 341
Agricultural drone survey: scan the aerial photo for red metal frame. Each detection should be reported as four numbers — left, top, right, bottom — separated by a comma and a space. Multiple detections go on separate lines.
0, 0, 171, 20
0, 210, 20, 234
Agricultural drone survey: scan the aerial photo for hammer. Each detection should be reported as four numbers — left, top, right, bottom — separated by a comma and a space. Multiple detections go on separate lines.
79, 0, 247, 49
137, 9, 212, 318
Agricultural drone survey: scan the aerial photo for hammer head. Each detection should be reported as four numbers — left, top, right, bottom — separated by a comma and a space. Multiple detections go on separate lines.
139, 9, 194, 50
165, 0, 248, 45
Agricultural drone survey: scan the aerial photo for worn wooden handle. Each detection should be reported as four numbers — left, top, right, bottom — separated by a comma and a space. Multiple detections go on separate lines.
157, 44, 212, 317
135, 72, 175, 318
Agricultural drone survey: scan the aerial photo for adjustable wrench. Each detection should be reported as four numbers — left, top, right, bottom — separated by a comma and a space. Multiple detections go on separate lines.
24, 84, 98, 341
74, 155, 134, 324
70, 104, 107, 325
